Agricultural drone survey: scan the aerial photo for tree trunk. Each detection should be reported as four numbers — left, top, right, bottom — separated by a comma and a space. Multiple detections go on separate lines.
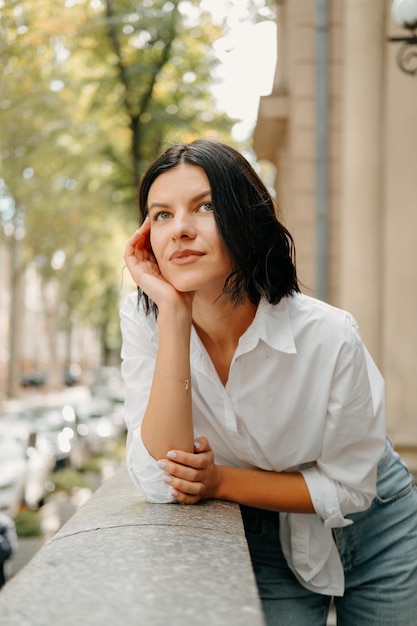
105, 0, 180, 191
7, 234, 25, 398
39, 278, 61, 391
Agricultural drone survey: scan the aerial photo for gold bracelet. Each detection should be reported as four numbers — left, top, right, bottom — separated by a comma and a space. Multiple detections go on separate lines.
155, 368, 191, 391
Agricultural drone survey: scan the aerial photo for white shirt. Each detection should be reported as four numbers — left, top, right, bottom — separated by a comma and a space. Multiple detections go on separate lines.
120, 291, 386, 596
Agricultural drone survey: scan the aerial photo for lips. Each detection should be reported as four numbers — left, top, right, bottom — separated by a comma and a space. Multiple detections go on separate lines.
169, 249, 205, 265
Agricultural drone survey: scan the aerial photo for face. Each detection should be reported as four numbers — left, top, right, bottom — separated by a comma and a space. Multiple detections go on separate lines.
148, 164, 232, 296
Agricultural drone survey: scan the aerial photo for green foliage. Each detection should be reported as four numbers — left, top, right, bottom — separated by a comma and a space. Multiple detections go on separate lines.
79, 456, 105, 475
91, 0, 235, 187
103, 436, 126, 463
0, 0, 275, 382
14, 510, 44, 538
50, 468, 93, 495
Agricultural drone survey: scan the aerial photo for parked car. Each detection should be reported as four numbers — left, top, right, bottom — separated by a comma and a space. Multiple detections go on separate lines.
12, 405, 87, 470
20, 370, 47, 389
0, 420, 55, 511
74, 398, 124, 455
0, 430, 27, 517
62, 363, 82, 387
20, 364, 82, 388
90, 366, 125, 404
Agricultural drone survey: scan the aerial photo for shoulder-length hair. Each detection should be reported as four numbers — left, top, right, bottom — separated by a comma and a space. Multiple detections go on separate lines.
138, 139, 299, 314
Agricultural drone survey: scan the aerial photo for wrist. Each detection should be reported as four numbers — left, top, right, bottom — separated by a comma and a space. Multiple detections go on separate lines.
212, 465, 229, 501
157, 305, 192, 330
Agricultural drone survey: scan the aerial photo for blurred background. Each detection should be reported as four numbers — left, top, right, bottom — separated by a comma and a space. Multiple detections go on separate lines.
0, 0, 416, 582
0, 0, 277, 401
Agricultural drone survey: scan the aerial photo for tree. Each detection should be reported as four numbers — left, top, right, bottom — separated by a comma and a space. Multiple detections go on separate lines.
0, 0, 237, 394
79, 0, 234, 191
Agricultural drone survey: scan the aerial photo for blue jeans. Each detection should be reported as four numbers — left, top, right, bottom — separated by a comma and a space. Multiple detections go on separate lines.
241, 439, 417, 626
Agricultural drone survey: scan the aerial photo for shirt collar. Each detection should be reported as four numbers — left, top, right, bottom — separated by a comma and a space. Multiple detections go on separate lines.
190, 296, 298, 367
236, 297, 297, 356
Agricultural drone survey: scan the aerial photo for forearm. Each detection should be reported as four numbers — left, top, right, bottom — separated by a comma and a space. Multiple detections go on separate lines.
141, 309, 194, 459
215, 465, 315, 514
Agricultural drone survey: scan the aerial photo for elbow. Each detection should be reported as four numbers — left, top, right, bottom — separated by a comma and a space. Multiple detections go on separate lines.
126, 460, 175, 504
143, 491, 177, 505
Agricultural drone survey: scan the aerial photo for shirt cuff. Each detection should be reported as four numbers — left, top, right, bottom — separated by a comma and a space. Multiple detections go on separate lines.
301, 467, 353, 528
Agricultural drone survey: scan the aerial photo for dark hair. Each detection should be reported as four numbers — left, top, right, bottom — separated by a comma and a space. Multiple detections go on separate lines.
138, 139, 299, 313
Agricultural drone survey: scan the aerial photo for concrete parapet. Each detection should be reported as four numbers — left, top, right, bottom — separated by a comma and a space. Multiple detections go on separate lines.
0, 466, 265, 626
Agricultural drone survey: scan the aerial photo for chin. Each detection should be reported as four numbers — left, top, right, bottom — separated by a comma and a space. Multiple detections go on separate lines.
163, 269, 228, 296
171, 281, 200, 293
170, 279, 221, 296
163, 272, 202, 293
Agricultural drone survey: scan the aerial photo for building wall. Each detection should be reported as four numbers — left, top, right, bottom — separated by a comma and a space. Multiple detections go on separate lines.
254, 0, 417, 452
383, 12, 417, 439
255, 1, 344, 303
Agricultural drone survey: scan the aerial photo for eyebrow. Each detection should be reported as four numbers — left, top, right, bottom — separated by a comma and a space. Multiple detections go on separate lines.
148, 189, 211, 211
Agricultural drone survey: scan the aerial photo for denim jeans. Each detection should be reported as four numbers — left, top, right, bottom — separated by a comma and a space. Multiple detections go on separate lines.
241, 439, 417, 626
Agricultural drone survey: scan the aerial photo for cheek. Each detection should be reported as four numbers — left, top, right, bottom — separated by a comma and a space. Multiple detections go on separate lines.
221, 253, 233, 274
149, 230, 160, 260
149, 233, 168, 273
213, 234, 232, 269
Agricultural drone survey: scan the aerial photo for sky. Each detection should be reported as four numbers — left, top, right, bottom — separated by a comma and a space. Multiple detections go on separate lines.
200, 0, 277, 141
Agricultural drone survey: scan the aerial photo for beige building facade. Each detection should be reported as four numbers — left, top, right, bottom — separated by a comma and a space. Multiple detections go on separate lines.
254, 0, 417, 464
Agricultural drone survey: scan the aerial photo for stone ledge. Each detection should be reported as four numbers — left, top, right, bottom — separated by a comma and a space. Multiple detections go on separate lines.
0, 467, 265, 626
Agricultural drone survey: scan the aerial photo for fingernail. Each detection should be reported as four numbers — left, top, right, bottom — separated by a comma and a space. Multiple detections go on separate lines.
167, 451, 177, 459
163, 475, 173, 483
171, 489, 179, 497
157, 460, 167, 469
194, 440, 201, 450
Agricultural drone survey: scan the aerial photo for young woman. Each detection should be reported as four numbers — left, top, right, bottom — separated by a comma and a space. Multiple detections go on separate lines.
121, 139, 417, 625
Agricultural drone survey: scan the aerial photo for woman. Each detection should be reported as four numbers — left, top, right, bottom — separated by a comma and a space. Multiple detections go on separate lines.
121, 139, 417, 625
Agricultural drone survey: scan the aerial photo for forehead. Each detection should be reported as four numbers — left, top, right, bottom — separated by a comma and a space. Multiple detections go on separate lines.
148, 164, 210, 201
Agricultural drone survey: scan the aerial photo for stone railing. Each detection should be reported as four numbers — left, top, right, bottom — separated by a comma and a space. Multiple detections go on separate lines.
0, 467, 265, 626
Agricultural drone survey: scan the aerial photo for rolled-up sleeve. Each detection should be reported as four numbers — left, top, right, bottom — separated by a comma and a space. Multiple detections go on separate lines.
301, 318, 386, 528
126, 428, 174, 503
281, 315, 386, 595
120, 293, 175, 503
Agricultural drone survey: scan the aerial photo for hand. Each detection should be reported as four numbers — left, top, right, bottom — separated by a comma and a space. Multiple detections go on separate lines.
124, 219, 192, 311
157, 437, 221, 505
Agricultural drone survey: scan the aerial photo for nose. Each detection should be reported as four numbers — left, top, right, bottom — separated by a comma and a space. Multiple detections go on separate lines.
171, 210, 196, 240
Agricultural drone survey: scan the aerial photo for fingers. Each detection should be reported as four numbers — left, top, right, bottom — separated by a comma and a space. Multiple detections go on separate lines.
124, 218, 153, 263
157, 440, 216, 504
165, 475, 205, 500
157, 452, 208, 479
194, 436, 211, 453
163, 446, 211, 471
126, 218, 150, 247
157, 457, 206, 504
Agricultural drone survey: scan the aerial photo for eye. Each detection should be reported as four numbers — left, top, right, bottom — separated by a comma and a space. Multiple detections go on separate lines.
152, 211, 171, 222
198, 201, 213, 213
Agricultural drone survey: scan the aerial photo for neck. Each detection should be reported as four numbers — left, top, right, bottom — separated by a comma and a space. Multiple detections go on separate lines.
191, 295, 257, 386
192, 294, 257, 349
